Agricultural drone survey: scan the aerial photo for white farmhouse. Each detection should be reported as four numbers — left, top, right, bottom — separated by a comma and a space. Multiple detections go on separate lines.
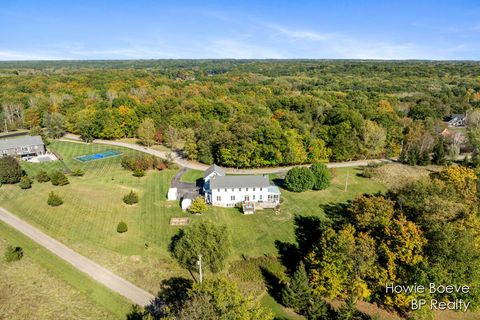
203, 164, 281, 209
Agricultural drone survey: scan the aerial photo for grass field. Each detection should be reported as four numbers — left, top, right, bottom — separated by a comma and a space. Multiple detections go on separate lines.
0, 140, 387, 318
0, 222, 130, 319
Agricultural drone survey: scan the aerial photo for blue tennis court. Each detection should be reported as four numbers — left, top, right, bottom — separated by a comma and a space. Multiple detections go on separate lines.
75, 150, 122, 162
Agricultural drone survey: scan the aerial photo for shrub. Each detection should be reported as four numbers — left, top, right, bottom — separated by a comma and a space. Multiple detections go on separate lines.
19, 176, 33, 189
36, 170, 50, 182
123, 190, 139, 205
4, 245, 23, 262
188, 196, 208, 214
47, 191, 63, 206
284, 167, 315, 192
50, 171, 69, 186
132, 169, 145, 177
70, 168, 85, 176
310, 163, 332, 190
0, 156, 23, 184
117, 221, 128, 233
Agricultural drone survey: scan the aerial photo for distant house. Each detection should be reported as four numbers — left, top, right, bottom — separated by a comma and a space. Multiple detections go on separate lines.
0, 135, 45, 158
203, 164, 281, 212
444, 114, 466, 127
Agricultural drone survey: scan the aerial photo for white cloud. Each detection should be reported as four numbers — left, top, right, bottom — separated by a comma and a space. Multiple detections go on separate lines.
268, 24, 332, 41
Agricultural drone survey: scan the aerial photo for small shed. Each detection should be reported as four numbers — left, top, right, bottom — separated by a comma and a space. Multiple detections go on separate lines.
167, 188, 178, 201
181, 192, 196, 211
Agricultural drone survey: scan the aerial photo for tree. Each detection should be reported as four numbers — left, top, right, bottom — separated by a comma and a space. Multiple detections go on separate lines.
432, 137, 446, 165
19, 176, 32, 189
137, 117, 156, 146
0, 156, 23, 184
361, 120, 387, 158
50, 171, 69, 186
123, 190, 139, 205
282, 262, 311, 314
43, 112, 65, 138
47, 192, 63, 206
117, 221, 128, 233
178, 278, 273, 320
187, 197, 207, 214
310, 164, 331, 190
171, 221, 231, 273
36, 170, 50, 182
284, 167, 315, 192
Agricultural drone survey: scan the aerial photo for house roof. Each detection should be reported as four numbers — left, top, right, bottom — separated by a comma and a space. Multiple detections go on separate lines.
204, 164, 226, 178
210, 175, 271, 189
182, 192, 197, 200
0, 135, 44, 151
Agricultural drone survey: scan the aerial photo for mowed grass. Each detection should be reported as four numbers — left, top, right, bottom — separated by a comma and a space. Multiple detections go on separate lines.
0, 222, 130, 320
0, 141, 386, 318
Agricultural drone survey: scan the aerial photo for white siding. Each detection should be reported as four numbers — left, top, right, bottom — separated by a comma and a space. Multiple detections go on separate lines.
211, 186, 270, 207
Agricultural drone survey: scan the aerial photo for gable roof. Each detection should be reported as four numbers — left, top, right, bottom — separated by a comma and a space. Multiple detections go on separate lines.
210, 175, 271, 189
0, 135, 44, 151
204, 164, 226, 178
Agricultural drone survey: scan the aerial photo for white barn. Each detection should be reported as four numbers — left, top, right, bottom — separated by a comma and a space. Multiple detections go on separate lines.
203, 164, 281, 209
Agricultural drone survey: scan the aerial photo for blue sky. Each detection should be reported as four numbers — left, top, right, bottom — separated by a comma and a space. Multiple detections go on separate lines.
0, 0, 479, 60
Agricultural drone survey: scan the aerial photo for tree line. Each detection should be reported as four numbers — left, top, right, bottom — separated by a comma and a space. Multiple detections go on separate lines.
1, 60, 480, 168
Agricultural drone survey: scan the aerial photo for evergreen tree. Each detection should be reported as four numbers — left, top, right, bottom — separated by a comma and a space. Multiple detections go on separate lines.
310, 163, 331, 190
0, 156, 23, 184
36, 170, 50, 182
432, 137, 446, 165
19, 176, 33, 189
47, 192, 63, 206
282, 262, 311, 314
50, 171, 69, 186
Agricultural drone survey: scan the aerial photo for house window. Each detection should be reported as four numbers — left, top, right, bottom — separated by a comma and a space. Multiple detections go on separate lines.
253, 188, 256, 191
216, 196, 221, 201
231, 195, 235, 201
224, 188, 227, 192
244, 195, 249, 201
253, 195, 255, 200
259, 195, 263, 200
217, 189, 220, 192
260, 187, 262, 191
239, 188, 242, 191
231, 188, 234, 192
246, 188, 249, 191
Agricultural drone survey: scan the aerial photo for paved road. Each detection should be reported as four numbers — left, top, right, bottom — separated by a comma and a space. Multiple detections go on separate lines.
61, 134, 390, 173
0, 207, 154, 307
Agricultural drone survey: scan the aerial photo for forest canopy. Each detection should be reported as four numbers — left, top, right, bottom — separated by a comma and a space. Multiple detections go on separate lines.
1, 60, 479, 167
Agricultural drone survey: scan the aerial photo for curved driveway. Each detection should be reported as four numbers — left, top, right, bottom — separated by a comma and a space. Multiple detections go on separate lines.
61, 134, 390, 173
0, 207, 154, 307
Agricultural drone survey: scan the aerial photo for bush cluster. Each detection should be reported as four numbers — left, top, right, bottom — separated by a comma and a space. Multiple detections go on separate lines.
19, 176, 33, 189
0, 156, 23, 184
123, 190, 139, 205
4, 245, 24, 262
50, 171, 69, 186
117, 221, 128, 233
70, 168, 85, 176
47, 191, 63, 206
36, 170, 50, 182
121, 154, 170, 172
284, 164, 332, 192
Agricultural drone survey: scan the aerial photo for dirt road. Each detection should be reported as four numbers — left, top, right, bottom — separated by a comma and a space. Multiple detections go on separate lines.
0, 207, 154, 306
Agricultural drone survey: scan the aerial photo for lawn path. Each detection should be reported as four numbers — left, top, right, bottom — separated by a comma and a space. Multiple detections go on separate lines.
61, 134, 390, 173
0, 207, 154, 307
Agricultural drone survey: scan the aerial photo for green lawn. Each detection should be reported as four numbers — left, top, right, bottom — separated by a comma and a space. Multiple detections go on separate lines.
0, 140, 386, 318
180, 169, 204, 183
0, 222, 130, 319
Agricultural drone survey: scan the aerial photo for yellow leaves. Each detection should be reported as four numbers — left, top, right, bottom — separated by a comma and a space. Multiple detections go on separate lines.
378, 99, 395, 113
433, 165, 477, 204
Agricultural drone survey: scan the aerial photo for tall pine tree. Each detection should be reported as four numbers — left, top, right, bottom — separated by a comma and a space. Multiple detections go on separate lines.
282, 262, 311, 314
